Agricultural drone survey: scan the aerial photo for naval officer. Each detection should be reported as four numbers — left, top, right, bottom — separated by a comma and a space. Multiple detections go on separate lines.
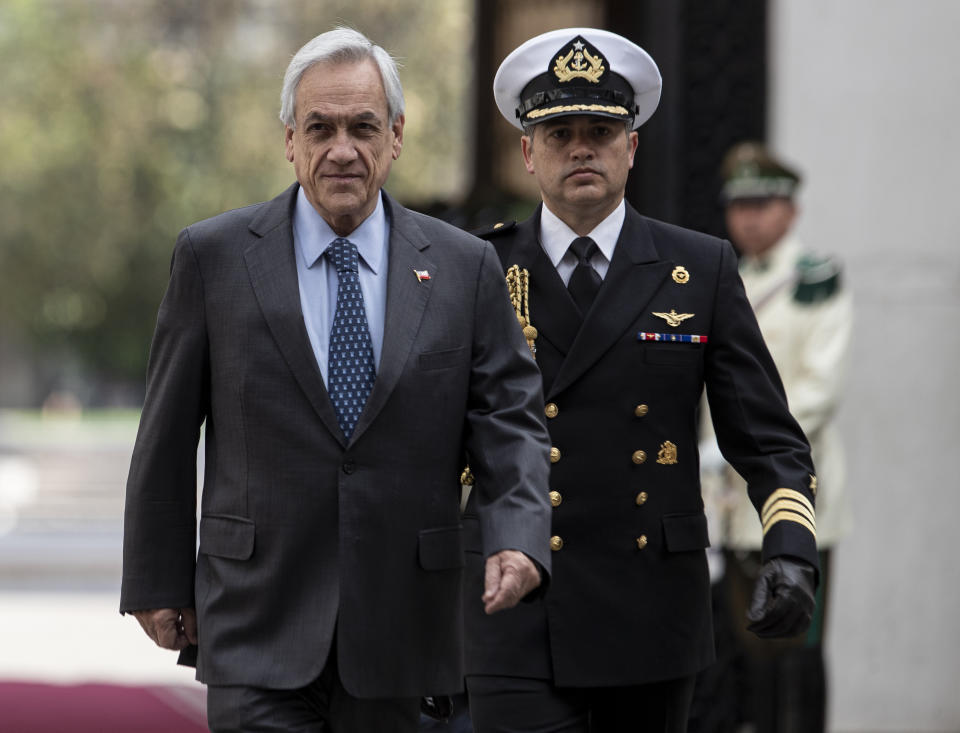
460, 29, 820, 732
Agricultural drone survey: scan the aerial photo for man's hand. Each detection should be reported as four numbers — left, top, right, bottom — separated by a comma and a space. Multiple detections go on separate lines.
132, 607, 198, 650
746, 557, 817, 638
482, 550, 541, 614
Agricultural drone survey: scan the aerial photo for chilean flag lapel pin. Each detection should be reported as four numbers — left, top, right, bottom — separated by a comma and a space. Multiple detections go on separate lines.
414, 269, 431, 282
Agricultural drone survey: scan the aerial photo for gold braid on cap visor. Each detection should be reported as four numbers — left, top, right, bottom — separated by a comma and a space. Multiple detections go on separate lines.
525, 103, 631, 119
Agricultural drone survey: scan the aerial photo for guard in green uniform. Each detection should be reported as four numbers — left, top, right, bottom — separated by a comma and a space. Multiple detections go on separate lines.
697, 142, 852, 733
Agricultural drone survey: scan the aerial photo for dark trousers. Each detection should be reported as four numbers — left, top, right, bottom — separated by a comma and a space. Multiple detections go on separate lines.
206, 644, 420, 733
688, 549, 831, 733
466, 674, 695, 733
419, 693, 474, 732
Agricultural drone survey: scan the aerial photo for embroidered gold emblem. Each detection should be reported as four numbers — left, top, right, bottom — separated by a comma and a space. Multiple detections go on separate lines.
672, 266, 690, 284
657, 441, 678, 465
652, 309, 695, 327
553, 39, 605, 84
809, 474, 818, 496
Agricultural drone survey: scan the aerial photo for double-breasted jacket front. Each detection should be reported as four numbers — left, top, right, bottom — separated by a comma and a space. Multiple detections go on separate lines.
463, 204, 817, 687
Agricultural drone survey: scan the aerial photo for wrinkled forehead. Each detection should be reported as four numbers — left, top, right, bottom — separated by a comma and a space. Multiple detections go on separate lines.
294, 59, 389, 117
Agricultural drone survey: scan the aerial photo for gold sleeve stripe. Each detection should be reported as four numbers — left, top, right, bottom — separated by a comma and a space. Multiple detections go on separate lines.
763, 510, 817, 538
762, 497, 816, 527
761, 488, 814, 522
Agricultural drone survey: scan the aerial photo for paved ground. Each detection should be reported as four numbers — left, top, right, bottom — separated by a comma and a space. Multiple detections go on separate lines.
0, 410, 202, 688
0, 590, 202, 686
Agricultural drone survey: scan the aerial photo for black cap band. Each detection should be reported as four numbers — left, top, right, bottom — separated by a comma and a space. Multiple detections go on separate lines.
517, 85, 635, 118
517, 70, 636, 125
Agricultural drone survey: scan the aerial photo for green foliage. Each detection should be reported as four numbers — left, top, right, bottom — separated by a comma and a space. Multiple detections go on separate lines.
0, 0, 471, 389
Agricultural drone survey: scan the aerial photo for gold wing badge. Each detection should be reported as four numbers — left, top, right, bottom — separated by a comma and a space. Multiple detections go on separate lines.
653, 309, 695, 327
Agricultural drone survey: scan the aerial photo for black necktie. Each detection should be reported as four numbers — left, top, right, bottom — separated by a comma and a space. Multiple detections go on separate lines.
326, 237, 376, 439
567, 236, 602, 315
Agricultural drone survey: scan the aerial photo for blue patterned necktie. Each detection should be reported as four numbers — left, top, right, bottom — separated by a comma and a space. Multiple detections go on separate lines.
326, 237, 376, 439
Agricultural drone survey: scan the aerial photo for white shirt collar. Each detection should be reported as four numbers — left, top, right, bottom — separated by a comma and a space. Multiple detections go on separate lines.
294, 187, 387, 274
539, 199, 626, 267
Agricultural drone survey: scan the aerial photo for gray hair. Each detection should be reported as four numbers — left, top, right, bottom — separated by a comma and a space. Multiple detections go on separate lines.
279, 27, 405, 130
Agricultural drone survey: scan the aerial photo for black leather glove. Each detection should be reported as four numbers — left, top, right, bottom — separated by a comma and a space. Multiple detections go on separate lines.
746, 557, 817, 638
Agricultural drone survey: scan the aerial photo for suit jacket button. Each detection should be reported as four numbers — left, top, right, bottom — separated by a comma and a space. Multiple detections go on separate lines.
342, 461, 355, 474
550, 535, 564, 551
635, 491, 648, 506
632, 450, 647, 464
549, 491, 562, 507
545, 403, 559, 419
550, 447, 561, 463
636, 535, 648, 550
635, 404, 649, 417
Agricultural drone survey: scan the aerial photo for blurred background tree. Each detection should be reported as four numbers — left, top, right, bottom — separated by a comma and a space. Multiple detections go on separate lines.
0, 0, 472, 405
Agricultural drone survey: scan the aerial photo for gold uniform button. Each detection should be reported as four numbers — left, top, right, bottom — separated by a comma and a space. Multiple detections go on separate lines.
550, 535, 564, 551
549, 490, 562, 507
632, 450, 647, 465
634, 404, 649, 417
636, 535, 648, 550
493, 222, 504, 229
545, 403, 559, 419
550, 447, 561, 463
635, 491, 648, 506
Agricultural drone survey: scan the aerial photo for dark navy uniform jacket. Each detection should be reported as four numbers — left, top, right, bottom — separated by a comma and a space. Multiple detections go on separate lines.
463, 203, 818, 687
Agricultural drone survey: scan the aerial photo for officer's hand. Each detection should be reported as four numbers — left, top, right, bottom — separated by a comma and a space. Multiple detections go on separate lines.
482, 550, 541, 614
132, 607, 198, 650
746, 557, 816, 638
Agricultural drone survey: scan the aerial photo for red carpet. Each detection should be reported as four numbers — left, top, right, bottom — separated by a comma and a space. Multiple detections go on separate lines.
0, 681, 207, 732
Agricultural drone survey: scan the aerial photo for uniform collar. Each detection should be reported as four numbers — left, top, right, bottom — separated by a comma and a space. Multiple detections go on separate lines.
539, 198, 626, 266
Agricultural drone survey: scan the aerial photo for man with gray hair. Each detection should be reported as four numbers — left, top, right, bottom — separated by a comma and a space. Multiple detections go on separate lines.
120, 27, 551, 731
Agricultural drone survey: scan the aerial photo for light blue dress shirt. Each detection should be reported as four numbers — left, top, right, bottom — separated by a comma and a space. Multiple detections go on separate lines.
292, 186, 389, 386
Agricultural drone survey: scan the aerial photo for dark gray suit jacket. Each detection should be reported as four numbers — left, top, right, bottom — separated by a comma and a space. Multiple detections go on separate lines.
120, 184, 552, 697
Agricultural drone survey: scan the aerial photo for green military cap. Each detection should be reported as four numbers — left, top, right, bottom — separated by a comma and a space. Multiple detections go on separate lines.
721, 141, 802, 202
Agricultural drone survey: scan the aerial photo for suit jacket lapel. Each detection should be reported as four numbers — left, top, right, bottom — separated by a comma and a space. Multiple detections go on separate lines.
243, 184, 345, 447
548, 206, 673, 399
348, 193, 435, 444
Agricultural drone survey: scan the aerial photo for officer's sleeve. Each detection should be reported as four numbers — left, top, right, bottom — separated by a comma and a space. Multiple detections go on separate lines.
703, 241, 818, 572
